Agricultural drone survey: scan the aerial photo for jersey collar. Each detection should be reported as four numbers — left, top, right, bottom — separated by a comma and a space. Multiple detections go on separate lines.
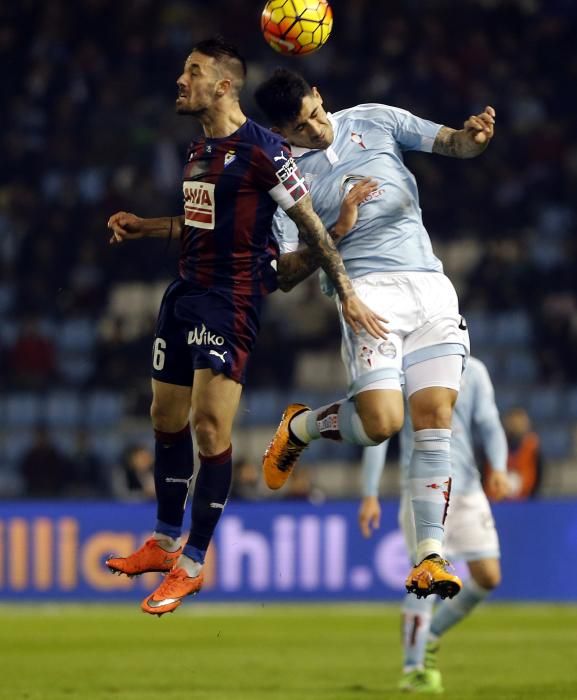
291, 113, 339, 164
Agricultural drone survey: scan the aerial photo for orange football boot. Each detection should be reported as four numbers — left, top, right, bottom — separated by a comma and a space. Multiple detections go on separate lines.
405, 555, 462, 599
262, 403, 310, 490
106, 538, 182, 577
141, 566, 204, 616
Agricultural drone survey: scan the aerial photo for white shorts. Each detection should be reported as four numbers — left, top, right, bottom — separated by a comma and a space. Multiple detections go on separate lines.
399, 489, 500, 563
338, 272, 470, 397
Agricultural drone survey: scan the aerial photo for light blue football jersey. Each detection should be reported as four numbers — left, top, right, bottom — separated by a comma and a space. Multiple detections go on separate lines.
273, 103, 444, 287
361, 358, 508, 496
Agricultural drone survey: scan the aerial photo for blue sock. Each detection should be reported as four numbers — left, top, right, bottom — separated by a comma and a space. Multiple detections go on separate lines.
184, 445, 232, 564
154, 426, 194, 539
401, 593, 435, 671
430, 578, 491, 638
408, 429, 452, 562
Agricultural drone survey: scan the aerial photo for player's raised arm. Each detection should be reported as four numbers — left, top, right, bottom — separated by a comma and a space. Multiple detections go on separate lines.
433, 105, 495, 158
108, 212, 185, 245
285, 193, 388, 339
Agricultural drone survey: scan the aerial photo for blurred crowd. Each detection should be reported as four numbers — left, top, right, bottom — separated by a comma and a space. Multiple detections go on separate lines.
0, 0, 575, 497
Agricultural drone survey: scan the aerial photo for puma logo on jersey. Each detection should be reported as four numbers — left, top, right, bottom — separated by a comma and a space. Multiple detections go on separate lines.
183, 181, 215, 229
209, 349, 228, 363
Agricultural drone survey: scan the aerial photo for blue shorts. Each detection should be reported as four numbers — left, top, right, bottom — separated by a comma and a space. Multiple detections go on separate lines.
152, 279, 264, 386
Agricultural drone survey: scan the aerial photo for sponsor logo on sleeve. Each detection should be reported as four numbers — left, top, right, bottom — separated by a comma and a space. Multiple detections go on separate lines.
275, 156, 299, 184
183, 181, 215, 229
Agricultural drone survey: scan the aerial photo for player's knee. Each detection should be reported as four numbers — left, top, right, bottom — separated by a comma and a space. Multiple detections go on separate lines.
412, 403, 453, 431
473, 569, 501, 590
362, 412, 403, 443
150, 399, 189, 433
193, 414, 231, 455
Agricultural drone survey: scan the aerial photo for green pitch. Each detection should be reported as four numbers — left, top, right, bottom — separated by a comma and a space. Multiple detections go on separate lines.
1, 604, 576, 699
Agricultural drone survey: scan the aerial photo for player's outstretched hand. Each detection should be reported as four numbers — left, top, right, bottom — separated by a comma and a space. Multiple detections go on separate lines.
463, 105, 495, 145
486, 470, 509, 501
333, 178, 379, 241
341, 294, 389, 339
108, 211, 146, 245
359, 496, 381, 538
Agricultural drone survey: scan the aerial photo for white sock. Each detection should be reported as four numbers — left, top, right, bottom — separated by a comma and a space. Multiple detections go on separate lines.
290, 410, 313, 443
291, 400, 379, 446
153, 532, 181, 552
177, 554, 203, 578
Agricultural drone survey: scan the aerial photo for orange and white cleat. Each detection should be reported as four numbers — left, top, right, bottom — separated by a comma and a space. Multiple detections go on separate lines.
262, 403, 310, 490
405, 555, 462, 600
141, 566, 204, 616
106, 538, 182, 577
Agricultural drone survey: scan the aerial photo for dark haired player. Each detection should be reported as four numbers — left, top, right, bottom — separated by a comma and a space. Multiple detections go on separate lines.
255, 68, 495, 599
106, 39, 386, 616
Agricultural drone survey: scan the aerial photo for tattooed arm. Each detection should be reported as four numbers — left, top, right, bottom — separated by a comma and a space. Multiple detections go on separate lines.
277, 248, 319, 292
282, 192, 388, 339
283, 193, 353, 298
278, 179, 379, 292
433, 106, 495, 159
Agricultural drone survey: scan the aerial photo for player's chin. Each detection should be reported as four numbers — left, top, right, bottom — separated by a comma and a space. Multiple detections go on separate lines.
314, 133, 332, 150
175, 98, 192, 114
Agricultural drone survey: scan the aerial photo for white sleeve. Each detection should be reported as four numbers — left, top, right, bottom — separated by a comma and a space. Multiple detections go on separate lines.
379, 104, 442, 153
272, 207, 300, 254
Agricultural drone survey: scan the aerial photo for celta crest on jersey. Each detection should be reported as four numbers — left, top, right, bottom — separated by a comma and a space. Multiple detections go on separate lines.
183, 182, 215, 229
359, 345, 375, 367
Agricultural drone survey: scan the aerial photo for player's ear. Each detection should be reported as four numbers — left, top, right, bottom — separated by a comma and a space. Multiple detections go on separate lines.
312, 86, 323, 104
215, 78, 231, 97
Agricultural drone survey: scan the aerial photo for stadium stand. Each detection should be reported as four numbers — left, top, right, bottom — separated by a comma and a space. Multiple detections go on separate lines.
1, 0, 576, 497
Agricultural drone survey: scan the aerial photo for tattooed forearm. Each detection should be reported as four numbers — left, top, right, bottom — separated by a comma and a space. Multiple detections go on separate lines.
277, 249, 319, 292
286, 195, 353, 299
433, 126, 488, 159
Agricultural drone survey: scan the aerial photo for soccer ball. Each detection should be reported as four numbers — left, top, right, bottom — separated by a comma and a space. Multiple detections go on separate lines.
261, 0, 333, 56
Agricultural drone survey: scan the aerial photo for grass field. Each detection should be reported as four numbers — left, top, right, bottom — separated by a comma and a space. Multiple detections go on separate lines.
1, 604, 576, 700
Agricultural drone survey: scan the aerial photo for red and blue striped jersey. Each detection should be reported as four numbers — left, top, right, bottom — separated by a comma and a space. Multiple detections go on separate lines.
180, 118, 308, 295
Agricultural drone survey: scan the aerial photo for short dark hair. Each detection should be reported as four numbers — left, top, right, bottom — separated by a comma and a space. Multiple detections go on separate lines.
192, 37, 246, 75
254, 68, 313, 127
191, 37, 246, 95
